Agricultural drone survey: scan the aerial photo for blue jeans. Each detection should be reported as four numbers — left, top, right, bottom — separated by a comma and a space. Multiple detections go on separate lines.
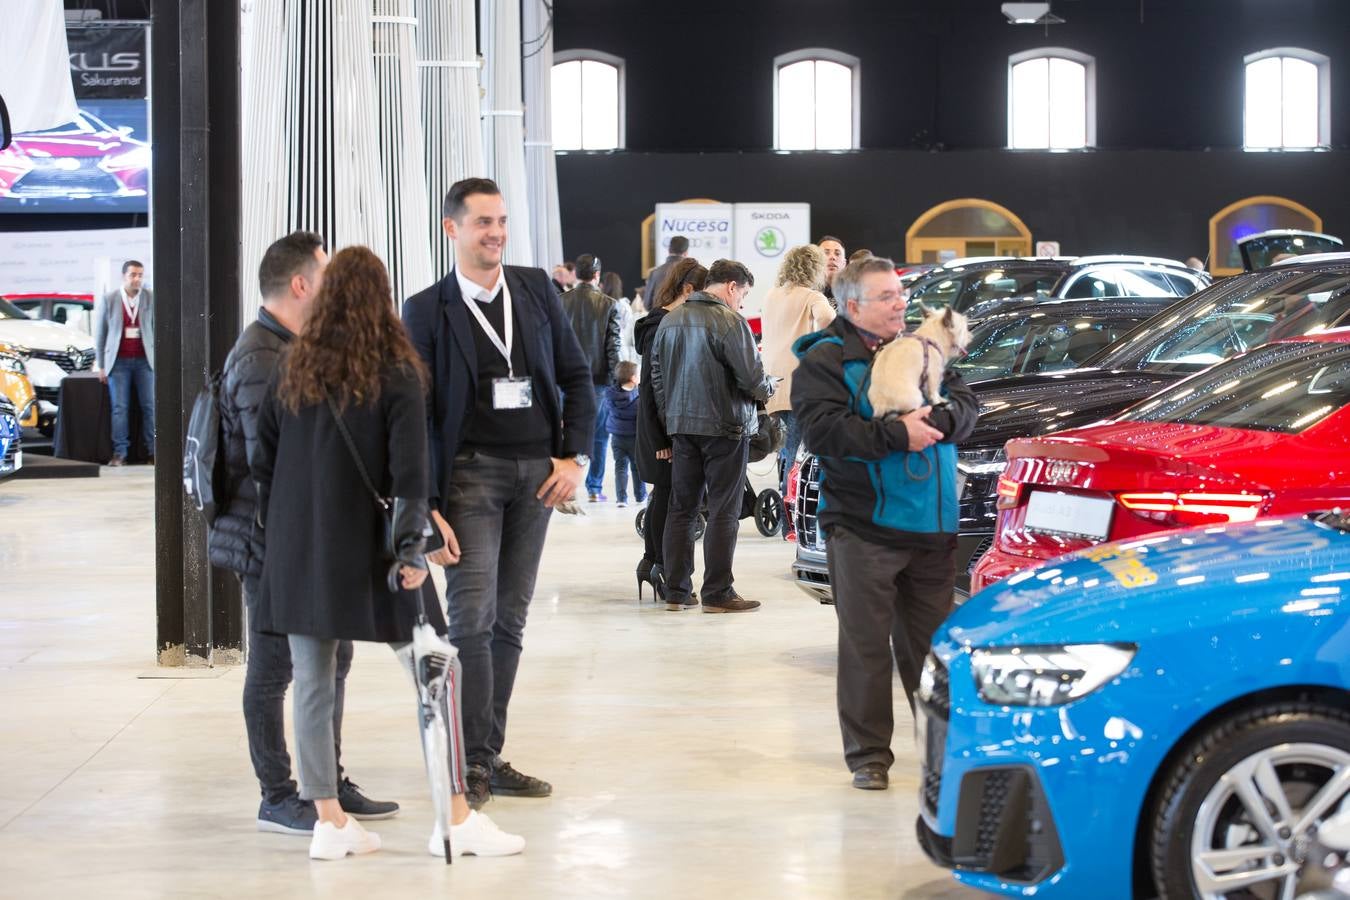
587, 385, 609, 495
441, 452, 554, 767
610, 434, 646, 504
108, 356, 155, 458
776, 411, 802, 494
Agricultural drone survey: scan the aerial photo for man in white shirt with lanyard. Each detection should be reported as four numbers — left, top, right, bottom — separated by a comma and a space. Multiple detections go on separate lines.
94, 259, 156, 466
402, 177, 596, 810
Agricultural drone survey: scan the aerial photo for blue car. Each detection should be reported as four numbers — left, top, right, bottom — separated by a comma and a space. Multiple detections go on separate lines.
0, 394, 21, 477
917, 512, 1350, 899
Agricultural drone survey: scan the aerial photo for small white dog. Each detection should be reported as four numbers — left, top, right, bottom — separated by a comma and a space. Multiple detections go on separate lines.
867, 306, 971, 419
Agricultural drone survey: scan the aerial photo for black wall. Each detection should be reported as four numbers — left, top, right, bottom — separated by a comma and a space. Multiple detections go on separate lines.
553, 0, 1350, 288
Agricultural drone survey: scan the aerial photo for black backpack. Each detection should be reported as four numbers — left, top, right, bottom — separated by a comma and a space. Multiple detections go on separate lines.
183, 372, 228, 523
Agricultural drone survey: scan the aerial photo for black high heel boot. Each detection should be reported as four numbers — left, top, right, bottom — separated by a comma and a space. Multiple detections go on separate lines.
636, 559, 654, 604
648, 565, 668, 604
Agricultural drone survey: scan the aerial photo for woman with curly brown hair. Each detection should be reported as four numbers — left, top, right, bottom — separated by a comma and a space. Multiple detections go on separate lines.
251, 245, 523, 862
632, 257, 707, 599
760, 244, 836, 501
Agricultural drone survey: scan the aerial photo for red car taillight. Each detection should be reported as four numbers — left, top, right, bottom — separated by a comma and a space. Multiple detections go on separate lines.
784, 462, 800, 508
996, 475, 1023, 509
1116, 491, 1265, 527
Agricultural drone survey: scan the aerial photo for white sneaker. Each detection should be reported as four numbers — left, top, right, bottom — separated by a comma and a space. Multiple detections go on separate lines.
428, 811, 526, 858
309, 817, 381, 860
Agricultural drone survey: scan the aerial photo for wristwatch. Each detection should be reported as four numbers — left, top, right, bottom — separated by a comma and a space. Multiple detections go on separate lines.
569, 454, 590, 469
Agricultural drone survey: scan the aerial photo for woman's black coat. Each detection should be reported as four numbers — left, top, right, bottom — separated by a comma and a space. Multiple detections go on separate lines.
251, 366, 446, 643
634, 308, 671, 487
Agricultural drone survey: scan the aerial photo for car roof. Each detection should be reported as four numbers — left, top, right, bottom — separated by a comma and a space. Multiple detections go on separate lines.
1271, 252, 1350, 267
1068, 255, 1195, 269
1270, 326, 1350, 345
1238, 229, 1343, 247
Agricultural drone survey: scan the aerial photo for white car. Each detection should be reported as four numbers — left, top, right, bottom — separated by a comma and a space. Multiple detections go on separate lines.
0, 297, 96, 432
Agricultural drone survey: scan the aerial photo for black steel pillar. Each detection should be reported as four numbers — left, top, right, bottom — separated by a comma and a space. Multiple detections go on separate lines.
151, 0, 242, 665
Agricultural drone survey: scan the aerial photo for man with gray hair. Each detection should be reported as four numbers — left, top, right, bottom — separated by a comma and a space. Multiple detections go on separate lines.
790, 256, 979, 791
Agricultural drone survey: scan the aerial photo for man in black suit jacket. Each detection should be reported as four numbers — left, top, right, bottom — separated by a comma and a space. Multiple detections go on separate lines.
403, 177, 595, 809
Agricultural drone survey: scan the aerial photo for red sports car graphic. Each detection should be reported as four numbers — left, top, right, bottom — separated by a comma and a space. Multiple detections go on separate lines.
971, 330, 1350, 592
0, 109, 149, 203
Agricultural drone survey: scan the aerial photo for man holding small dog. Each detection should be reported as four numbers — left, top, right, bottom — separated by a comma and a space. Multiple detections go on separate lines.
790, 256, 979, 791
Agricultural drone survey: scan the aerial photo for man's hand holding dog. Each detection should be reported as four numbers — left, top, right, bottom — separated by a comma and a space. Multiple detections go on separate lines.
900, 405, 944, 451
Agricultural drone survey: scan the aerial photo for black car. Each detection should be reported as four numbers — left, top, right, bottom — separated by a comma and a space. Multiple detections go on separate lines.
903, 256, 1207, 325
791, 256, 1350, 602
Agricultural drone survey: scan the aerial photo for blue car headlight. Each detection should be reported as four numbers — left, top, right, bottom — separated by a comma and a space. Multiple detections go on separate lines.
970, 643, 1136, 706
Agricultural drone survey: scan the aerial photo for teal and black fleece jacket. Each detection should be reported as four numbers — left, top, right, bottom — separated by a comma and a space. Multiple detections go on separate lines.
790, 316, 979, 550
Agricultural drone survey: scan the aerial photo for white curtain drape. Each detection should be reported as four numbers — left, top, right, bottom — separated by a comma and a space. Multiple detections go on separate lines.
479, 0, 535, 267
415, 0, 485, 277
372, 0, 433, 305
521, 0, 564, 271
241, 0, 389, 324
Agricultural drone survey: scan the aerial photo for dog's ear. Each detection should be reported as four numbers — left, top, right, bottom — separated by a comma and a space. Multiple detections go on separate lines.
917, 302, 932, 317
942, 306, 954, 326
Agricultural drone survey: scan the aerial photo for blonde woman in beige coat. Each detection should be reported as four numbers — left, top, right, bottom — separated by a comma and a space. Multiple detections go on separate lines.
760, 244, 836, 495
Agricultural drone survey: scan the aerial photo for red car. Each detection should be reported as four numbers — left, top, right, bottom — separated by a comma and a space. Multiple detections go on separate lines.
971, 330, 1350, 592
0, 109, 150, 203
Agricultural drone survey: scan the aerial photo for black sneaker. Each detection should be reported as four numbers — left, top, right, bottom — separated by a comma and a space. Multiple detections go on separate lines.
337, 778, 400, 820
466, 763, 492, 810
257, 794, 317, 835
490, 760, 552, 798
702, 593, 760, 613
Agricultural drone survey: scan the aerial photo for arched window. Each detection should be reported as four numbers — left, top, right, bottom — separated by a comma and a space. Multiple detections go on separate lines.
551, 51, 624, 151
1244, 48, 1330, 149
774, 49, 860, 151
1008, 48, 1096, 149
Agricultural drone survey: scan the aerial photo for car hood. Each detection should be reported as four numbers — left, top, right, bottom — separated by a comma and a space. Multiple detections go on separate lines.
0, 318, 96, 352
940, 515, 1350, 650
968, 369, 1178, 450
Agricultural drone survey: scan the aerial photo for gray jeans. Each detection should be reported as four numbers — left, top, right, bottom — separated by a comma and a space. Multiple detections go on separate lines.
441, 452, 553, 767
289, 636, 467, 800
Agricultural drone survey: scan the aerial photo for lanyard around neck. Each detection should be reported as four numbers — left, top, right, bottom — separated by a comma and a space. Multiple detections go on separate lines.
461, 280, 513, 377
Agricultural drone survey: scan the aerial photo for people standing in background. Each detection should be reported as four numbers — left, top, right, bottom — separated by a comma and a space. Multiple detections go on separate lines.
632, 284, 647, 316
602, 271, 639, 363
848, 249, 873, 263
650, 259, 775, 614
210, 231, 399, 836
760, 244, 836, 502
94, 259, 156, 466
633, 258, 707, 603
402, 177, 595, 809
560, 253, 623, 502
551, 261, 576, 295
817, 236, 847, 304
605, 360, 646, 508
643, 235, 689, 310
1185, 256, 1206, 271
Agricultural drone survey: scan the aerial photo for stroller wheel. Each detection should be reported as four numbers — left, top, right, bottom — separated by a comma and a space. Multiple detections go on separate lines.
754, 489, 784, 537
635, 507, 646, 539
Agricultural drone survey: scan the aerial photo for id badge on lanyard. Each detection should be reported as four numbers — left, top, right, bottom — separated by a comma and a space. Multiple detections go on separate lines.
123, 295, 141, 339
462, 280, 534, 411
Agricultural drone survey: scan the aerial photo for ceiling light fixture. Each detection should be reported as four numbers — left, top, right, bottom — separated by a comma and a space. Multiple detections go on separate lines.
1002, 2, 1065, 25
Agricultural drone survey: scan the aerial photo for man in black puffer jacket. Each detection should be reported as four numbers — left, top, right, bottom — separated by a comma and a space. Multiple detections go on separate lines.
210, 231, 396, 835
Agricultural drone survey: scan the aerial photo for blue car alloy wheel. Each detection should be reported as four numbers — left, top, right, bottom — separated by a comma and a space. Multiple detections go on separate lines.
916, 512, 1350, 899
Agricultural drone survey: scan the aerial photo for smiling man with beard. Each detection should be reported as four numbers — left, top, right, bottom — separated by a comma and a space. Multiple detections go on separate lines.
402, 177, 596, 809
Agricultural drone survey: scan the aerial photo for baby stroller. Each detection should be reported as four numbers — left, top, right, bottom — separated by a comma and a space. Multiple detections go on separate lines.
633, 406, 786, 540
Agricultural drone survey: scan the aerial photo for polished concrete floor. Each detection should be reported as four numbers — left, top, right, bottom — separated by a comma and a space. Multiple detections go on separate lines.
0, 464, 985, 899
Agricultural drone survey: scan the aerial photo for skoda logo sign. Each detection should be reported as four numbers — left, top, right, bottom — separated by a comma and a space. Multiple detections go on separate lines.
1046, 460, 1078, 483
755, 226, 786, 258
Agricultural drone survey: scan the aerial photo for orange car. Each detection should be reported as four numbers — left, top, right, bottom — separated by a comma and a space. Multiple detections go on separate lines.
0, 342, 38, 428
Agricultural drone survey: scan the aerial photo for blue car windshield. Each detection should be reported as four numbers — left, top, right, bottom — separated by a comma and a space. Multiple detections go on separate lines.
1117, 341, 1350, 434
1091, 269, 1350, 374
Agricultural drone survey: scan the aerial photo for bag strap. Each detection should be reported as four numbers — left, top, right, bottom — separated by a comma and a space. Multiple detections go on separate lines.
324, 392, 390, 511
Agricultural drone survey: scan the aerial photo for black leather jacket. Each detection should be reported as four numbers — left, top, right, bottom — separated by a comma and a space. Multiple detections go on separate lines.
560, 282, 621, 386
208, 309, 293, 591
650, 292, 775, 439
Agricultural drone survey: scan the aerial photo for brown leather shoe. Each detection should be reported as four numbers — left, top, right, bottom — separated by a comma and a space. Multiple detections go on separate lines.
701, 593, 760, 613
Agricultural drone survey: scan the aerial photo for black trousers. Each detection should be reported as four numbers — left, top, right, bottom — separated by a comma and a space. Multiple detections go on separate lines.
825, 525, 956, 772
663, 434, 749, 604
243, 591, 354, 803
